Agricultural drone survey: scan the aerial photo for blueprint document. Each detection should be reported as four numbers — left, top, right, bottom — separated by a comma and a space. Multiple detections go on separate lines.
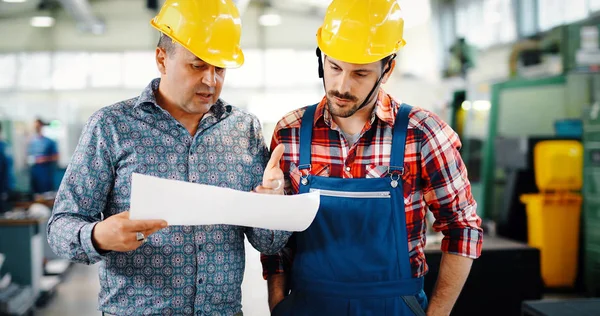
129, 173, 320, 232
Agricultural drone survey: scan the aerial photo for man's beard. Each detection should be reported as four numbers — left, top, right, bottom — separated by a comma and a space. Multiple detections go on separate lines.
326, 90, 361, 118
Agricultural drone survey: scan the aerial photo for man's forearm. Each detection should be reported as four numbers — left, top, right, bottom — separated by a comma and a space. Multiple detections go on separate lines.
267, 273, 288, 312
427, 253, 473, 316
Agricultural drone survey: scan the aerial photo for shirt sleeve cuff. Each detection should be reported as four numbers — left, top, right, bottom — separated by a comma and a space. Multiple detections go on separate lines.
80, 222, 109, 263
260, 253, 286, 280
440, 227, 483, 259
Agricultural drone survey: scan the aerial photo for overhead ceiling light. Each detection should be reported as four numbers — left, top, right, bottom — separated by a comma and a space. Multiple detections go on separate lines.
3, 0, 27, 3
30, 16, 55, 28
259, 13, 281, 26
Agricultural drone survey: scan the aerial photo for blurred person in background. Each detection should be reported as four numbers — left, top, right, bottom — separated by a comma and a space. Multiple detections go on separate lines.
0, 122, 10, 212
261, 0, 483, 315
47, 0, 289, 315
27, 118, 58, 195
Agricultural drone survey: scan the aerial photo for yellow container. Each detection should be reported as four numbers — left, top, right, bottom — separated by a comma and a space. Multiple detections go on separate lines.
534, 140, 583, 191
520, 193, 582, 287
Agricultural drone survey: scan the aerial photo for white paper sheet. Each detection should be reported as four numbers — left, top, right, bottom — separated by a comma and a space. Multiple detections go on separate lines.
129, 173, 320, 232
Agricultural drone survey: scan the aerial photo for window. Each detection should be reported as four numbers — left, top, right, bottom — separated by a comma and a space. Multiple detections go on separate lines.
17, 52, 52, 90
0, 54, 17, 89
122, 51, 159, 89
89, 53, 123, 88
225, 49, 264, 88
264, 49, 319, 88
538, 0, 564, 31
455, 0, 517, 48
538, 0, 588, 31
52, 53, 89, 90
592, 0, 600, 12
518, 0, 538, 37
565, 0, 588, 23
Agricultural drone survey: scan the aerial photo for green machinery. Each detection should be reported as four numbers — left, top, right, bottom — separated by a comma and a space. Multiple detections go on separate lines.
582, 75, 600, 296
458, 15, 600, 295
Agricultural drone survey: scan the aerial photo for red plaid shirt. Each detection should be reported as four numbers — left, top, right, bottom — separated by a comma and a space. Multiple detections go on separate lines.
261, 90, 483, 279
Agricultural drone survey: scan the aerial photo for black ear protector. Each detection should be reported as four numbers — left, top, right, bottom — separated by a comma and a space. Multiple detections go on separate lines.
316, 47, 324, 78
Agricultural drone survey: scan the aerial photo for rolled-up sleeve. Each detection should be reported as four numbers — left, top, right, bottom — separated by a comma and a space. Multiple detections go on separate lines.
244, 115, 292, 255
419, 113, 483, 259
47, 111, 115, 265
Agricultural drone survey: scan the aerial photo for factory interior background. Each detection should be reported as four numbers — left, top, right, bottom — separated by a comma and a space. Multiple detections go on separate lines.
1, 0, 600, 315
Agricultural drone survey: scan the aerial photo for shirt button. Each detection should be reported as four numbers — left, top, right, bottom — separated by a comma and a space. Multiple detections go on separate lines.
345, 166, 351, 172
198, 278, 203, 284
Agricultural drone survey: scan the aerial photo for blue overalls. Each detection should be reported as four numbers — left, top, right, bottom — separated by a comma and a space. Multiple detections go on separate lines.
273, 103, 427, 316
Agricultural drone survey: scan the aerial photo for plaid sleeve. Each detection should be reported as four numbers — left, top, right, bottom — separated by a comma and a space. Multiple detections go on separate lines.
260, 236, 296, 280
418, 112, 483, 259
260, 125, 297, 279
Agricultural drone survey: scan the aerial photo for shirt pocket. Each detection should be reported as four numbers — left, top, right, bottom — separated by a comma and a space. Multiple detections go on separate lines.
365, 164, 390, 179
288, 162, 330, 191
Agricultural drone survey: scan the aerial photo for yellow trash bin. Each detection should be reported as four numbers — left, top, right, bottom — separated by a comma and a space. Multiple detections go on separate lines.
520, 193, 582, 287
533, 140, 583, 191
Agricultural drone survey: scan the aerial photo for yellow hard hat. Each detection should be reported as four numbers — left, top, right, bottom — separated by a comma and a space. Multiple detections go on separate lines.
317, 0, 406, 64
150, 0, 244, 69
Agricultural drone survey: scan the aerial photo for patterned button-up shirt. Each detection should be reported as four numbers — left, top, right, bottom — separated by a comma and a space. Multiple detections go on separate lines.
261, 90, 483, 280
48, 79, 291, 316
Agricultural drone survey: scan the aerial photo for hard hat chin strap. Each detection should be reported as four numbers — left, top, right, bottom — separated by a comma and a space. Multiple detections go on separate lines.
356, 54, 395, 111
316, 48, 396, 112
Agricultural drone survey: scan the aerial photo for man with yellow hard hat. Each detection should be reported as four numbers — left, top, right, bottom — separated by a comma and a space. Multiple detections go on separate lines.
47, 1, 289, 315
261, 0, 483, 315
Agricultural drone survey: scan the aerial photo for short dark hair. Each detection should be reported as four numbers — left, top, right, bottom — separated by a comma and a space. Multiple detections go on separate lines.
157, 33, 177, 56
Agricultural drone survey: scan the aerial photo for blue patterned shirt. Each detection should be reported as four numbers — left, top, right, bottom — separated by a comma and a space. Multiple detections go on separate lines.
48, 79, 291, 315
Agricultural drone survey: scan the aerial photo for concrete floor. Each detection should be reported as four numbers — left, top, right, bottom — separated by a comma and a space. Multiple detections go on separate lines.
36, 263, 100, 316
35, 239, 270, 316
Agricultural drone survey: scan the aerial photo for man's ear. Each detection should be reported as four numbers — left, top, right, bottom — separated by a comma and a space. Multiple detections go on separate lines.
381, 59, 396, 85
156, 47, 167, 75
